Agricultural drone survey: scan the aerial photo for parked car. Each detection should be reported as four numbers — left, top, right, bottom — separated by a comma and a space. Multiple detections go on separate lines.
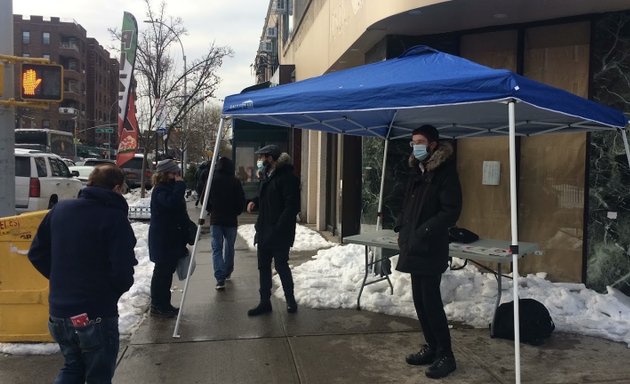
69, 165, 95, 187
81, 158, 116, 166
14, 148, 83, 213
119, 154, 153, 190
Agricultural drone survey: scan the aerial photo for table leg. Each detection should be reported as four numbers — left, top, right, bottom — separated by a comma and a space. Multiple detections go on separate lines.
490, 263, 502, 335
357, 245, 369, 310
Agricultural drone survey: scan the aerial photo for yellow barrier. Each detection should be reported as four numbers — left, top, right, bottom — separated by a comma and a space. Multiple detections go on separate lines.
0, 210, 52, 342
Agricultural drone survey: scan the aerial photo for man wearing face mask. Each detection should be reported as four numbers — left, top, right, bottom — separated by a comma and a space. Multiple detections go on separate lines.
395, 125, 462, 379
246, 144, 300, 316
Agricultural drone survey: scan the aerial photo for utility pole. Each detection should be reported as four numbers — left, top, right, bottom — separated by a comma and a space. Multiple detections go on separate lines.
0, 0, 15, 216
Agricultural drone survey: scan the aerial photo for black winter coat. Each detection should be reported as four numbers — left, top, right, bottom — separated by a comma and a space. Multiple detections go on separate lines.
253, 153, 300, 250
149, 180, 189, 263
396, 142, 462, 275
28, 186, 137, 318
207, 157, 245, 227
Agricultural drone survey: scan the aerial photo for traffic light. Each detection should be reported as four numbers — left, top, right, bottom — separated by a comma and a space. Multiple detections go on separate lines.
20, 63, 63, 102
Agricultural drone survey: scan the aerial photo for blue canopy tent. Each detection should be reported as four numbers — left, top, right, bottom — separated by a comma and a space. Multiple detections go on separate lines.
178, 46, 629, 382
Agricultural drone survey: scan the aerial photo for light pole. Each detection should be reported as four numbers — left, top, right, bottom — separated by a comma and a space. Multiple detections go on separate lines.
143, 19, 187, 170
107, 100, 117, 159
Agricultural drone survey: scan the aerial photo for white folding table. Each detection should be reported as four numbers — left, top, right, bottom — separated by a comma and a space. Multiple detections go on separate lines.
343, 229, 541, 331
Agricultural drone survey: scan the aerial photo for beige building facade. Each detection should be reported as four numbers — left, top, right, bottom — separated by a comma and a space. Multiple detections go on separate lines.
253, 0, 630, 288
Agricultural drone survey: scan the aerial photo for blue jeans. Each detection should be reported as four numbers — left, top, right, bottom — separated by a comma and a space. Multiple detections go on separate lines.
211, 225, 237, 282
48, 315, 119, 384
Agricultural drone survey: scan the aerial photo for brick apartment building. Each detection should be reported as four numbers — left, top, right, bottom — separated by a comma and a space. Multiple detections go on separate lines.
13, 15, 119, 152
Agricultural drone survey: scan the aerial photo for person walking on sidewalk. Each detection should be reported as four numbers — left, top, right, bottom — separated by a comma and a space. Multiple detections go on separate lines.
246, 144, 300, 316
28, 164, 137, 383
395, 125, 462, 379
206, 156, 245, 290
149, 159, 190, 318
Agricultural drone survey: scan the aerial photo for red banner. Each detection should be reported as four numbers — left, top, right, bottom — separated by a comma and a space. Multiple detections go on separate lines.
116, 94, 138, 165
115, 11, 138, 166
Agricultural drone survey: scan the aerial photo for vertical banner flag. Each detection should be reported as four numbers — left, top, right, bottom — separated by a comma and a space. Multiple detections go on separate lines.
116, 12, 139, 166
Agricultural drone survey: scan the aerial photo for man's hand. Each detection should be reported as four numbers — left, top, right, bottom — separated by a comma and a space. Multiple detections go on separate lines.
247, 201, 255, 213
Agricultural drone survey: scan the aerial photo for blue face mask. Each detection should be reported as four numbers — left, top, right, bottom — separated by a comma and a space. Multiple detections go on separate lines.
413, 144, 429, 161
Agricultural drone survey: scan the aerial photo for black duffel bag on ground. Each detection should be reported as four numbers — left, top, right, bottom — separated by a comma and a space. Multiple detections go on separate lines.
491, 298, 555, 345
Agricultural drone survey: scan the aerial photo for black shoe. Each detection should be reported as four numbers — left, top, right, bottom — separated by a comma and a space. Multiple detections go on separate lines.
425, 355, 456, 379
215, 281, 225, 290
406, 345, 436, 366
150, 305, 179, 318
247, 302, 272, 316
286, 297, 298, 314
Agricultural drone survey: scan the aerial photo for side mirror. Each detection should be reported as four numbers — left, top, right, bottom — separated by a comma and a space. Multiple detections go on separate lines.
71, 171, 80, 177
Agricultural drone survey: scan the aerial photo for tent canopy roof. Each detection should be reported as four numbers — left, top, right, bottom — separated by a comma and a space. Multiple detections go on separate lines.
223, 46, 627, 139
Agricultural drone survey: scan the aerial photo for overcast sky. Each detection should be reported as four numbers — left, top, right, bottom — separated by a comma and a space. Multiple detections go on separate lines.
12, 0, 269, 102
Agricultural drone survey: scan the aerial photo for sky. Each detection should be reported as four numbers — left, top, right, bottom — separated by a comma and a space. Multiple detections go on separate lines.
11, 0, 270, 102
1, 189, 629, 355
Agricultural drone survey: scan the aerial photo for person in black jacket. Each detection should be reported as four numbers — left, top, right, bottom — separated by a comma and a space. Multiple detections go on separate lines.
28, 164, 137, 383
149, 159, 190, 317
206, 156, 245, 290
195, 160, 210, 206
246, 144, 300, 316
395, 125, 462, 380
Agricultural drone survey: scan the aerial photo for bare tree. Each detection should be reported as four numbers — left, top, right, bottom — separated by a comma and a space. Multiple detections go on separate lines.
111, 0, 232, 161
140, 0, 232, 152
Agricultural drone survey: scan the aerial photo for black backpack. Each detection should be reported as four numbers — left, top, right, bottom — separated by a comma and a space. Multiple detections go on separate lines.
491, 298, 555, 345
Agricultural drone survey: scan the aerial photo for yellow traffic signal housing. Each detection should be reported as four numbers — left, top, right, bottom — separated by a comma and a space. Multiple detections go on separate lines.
20, 63, 63, 102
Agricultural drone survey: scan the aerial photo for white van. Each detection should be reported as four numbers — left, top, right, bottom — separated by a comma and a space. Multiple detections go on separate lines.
14, 148, 83, 213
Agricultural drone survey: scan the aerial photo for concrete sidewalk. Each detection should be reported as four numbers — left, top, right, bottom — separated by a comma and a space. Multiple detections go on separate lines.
2, 206, 630, 383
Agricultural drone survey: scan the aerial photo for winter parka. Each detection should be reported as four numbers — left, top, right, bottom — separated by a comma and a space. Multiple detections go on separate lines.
149, 180, 190, 263
395, 141, 462, 275
28, 186, 137, 319
253, 153, 300, 250
206, 157, 245, 227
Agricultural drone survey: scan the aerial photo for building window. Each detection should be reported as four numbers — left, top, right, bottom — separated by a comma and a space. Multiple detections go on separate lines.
22, 31, 30, 44
42, 32, 50, 45
22, 53, 30, 57
42, 119, 50, 128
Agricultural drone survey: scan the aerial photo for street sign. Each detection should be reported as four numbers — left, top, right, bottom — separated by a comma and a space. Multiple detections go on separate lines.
156, 127, 167, 135
96, 128, 114, 133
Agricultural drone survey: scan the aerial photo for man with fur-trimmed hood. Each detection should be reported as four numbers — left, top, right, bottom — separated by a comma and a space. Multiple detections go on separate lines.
395, 124, 462, 379
246, 144, 300, 316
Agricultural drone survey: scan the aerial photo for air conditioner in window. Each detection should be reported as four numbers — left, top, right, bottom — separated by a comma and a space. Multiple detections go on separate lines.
58, 107, 77, 115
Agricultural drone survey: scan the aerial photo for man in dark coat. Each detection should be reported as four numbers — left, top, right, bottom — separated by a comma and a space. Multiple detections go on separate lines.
28, 164, 137, 383
395, 125, 462, 379
246, 144, 300, 316
206, 156, 245, 289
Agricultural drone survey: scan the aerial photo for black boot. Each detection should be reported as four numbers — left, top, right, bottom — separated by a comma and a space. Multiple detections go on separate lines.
286, 296, 298, 314
425, 354, 456, 379
247, 302, 272, 316
405, 344, 436, 365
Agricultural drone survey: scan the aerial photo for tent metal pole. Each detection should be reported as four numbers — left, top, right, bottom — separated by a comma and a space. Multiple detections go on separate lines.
375, 114, 397, 230
375, 138, 390, 230
621, 127, 630, 171
508, 101, 521, 383
173, 117, 225, 338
